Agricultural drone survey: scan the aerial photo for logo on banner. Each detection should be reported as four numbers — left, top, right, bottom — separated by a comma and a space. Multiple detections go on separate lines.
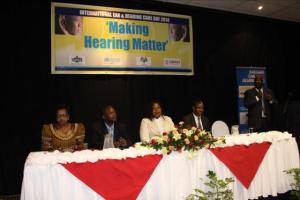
103, 57, 122, 65
163, 58, 181, 67
70, 56, 85, 65
136, 56, 151, 66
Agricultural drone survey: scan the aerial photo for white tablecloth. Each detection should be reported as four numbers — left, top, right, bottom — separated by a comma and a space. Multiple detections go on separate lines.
21, 135, 299, 200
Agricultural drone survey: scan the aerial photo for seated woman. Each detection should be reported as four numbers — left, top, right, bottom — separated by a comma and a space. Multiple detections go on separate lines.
140, 101, 175, 143
41, 105, 85, 152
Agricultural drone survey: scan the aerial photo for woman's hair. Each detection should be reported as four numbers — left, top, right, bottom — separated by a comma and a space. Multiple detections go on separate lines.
147, 100, 163, 120
55, 104, 70, 115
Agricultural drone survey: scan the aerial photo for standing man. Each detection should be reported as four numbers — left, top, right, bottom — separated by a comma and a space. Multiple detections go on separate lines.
89, 105, 131, 149
244, 76, 277, 132
183, 100, 210, 131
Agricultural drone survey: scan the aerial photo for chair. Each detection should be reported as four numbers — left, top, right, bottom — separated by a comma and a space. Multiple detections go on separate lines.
211, 120, 230, 137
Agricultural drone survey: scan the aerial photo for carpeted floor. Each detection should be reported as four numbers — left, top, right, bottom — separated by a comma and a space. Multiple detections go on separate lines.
0, 195, 20, 200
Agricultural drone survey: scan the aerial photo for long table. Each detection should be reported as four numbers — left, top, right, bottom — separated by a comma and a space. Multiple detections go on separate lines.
21, 132, 300, 200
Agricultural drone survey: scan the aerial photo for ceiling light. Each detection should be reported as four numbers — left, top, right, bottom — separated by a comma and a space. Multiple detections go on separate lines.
258, 5, 263, 10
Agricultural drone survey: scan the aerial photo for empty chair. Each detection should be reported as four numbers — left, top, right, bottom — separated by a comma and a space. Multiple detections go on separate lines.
211, 120, 230, 137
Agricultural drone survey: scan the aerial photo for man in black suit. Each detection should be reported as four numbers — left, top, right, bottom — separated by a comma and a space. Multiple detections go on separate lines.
183, 100, 210, 131
89, 105, 131, 149
244, 76, 277, 132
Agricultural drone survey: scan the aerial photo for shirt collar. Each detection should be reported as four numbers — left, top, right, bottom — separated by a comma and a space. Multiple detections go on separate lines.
104, 122, 114, 129
193, 113, 201, 119
256, 88, 263, 92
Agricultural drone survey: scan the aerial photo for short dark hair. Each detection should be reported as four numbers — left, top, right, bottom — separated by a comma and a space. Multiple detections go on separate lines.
102, 105, 115, 115
193, 100, 204, 107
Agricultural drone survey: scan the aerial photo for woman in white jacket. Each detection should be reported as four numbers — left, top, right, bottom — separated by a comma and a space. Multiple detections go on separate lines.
140, 101, 175, 143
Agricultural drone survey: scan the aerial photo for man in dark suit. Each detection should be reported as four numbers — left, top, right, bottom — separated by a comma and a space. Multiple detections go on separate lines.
183, 100, 210, 131
89, 105, 131, 149
244, 76, 277, 132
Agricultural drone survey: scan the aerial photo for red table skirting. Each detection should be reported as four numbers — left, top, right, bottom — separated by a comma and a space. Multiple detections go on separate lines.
63, 154, 163, 200
209, 142, 271, 188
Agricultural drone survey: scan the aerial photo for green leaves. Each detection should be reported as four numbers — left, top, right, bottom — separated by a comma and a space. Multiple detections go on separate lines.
186, 170, 234, 200
284, 168, 300, 198
141, 123, 224, 155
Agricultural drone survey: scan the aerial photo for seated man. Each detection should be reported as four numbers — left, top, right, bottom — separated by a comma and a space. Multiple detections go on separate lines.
89, 105, 131, 149
183, 100, 210, 131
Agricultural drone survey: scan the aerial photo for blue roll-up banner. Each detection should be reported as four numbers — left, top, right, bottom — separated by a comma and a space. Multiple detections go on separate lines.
236, 67, 267, 132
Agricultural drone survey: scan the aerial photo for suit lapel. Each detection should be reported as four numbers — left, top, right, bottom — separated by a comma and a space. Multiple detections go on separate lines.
101, 122, 109, 135
114, 123, 119, 140
201, 116, 206, 130
190, 114, 197, 128
100, 122, 107, 144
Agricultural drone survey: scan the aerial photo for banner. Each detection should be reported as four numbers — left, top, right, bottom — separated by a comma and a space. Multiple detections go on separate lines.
51, 2, 193, 75
236, 67, 267, 132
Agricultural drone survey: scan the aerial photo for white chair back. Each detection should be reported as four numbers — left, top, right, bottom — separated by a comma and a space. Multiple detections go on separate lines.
211, 120, 230, 137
